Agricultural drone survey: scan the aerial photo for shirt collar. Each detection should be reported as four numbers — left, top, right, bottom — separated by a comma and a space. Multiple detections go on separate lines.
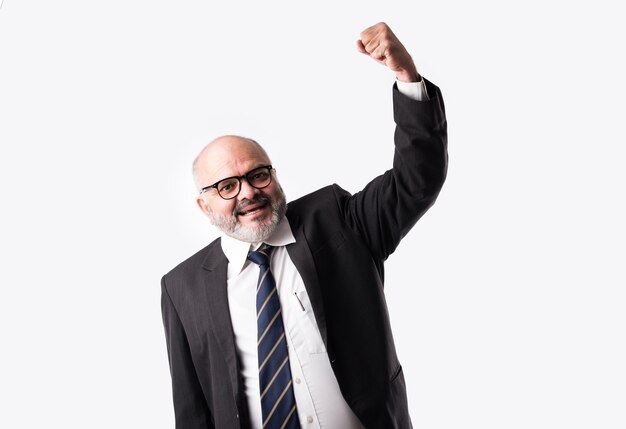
220, 216, 296, 279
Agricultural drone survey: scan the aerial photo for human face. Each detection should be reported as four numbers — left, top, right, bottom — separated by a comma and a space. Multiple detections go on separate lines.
195, 137, 287, 243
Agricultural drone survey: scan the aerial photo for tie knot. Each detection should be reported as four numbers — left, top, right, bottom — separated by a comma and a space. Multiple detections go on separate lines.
247, 246, 273, 267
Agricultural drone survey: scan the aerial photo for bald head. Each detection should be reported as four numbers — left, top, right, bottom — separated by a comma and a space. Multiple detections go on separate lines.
192, 135, 271, 192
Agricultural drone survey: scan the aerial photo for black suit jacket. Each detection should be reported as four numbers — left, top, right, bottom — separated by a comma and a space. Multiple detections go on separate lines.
162, 80, 448, 429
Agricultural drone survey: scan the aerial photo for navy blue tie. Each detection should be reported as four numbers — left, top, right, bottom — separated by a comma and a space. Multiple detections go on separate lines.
247, 247, 300, 429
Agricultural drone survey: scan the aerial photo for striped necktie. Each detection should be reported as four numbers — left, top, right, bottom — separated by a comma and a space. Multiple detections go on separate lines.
247, 246, 300, 429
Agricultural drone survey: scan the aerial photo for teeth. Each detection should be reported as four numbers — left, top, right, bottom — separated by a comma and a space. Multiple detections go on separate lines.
240, 207, 260, 216
238, 203, 266, 216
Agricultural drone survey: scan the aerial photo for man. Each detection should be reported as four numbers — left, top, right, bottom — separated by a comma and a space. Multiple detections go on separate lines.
162, 22, 448, 429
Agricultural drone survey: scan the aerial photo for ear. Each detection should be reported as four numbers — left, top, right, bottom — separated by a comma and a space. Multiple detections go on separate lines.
196, 195, 212, 217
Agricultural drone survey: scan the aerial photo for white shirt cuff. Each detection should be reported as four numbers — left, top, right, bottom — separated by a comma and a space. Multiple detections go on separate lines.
396, 78, 429, 101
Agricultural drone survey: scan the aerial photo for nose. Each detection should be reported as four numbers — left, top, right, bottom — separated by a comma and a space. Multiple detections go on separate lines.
237, 177, 259, 200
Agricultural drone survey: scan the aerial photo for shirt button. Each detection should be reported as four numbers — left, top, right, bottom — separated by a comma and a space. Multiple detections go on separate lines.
295, 377, 301, 384
307, 416, 314, 423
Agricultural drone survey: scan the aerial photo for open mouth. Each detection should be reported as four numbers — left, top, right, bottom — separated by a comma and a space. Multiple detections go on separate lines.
237, 202, 269, 217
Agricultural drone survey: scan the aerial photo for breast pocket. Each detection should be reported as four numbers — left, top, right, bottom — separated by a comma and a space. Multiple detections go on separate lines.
292, 289, 327, 354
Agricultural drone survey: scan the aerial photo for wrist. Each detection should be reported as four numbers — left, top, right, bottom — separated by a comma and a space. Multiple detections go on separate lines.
395, 68, 421, 83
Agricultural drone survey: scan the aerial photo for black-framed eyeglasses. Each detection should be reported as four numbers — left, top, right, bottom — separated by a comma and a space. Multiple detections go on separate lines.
200, 165, 274, 200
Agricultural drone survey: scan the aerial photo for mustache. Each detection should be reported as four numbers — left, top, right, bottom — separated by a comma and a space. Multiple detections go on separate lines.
233, 193, 272, 216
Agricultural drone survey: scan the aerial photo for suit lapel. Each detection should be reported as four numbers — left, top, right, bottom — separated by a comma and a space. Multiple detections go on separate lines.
200, 241, 242, 400
285, 213, 328, 348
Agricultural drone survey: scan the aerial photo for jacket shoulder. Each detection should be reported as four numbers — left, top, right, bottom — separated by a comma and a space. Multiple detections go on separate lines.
162, 237, 223, 286
287, 184, 352, 217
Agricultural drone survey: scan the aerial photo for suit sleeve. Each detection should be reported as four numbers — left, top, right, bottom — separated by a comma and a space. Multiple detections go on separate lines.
339, 79, 448, 261
161, 277, 215, 429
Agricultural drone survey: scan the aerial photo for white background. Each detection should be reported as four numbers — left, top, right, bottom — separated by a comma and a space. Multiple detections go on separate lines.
1, 1, 625, 428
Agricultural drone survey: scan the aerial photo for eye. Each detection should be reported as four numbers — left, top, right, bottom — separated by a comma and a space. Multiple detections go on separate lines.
219, 181, 236, 193
252, 172, 268, 180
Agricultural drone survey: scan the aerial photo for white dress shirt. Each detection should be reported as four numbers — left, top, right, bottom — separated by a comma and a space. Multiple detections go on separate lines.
221, 79, 428, 429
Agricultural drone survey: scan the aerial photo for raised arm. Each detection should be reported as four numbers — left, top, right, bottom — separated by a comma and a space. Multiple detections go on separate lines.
340, 23, 448, 260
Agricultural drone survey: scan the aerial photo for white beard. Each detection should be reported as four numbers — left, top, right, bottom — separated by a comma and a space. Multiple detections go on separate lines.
208, 189, 287, 243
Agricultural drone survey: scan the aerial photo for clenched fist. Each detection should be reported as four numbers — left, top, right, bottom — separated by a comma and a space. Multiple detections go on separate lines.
357, 22, 421, 83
